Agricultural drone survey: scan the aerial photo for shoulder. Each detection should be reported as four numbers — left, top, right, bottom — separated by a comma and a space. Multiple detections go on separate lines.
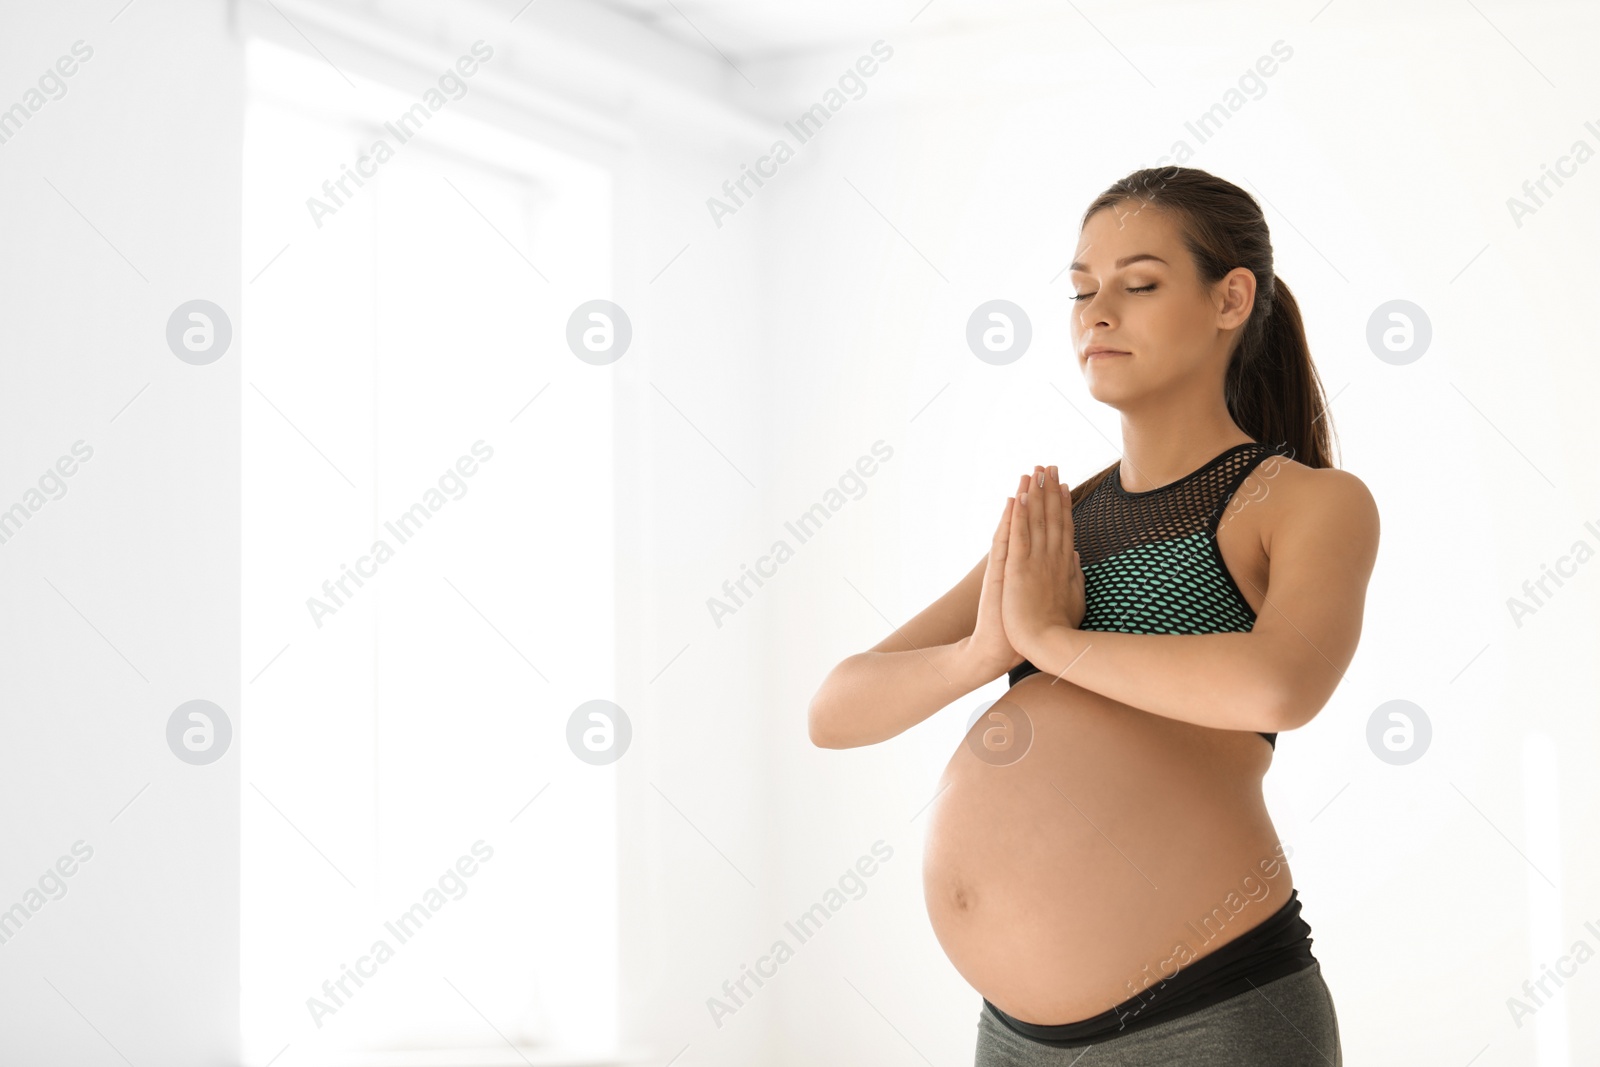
1246, 455, 1379, 558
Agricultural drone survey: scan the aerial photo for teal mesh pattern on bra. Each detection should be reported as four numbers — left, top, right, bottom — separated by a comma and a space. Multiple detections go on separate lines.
1079, 530, 1256, 635
1007, 441, 1285, 747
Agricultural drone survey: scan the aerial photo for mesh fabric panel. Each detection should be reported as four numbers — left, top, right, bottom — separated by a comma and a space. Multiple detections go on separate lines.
1007, 441, 1284, 748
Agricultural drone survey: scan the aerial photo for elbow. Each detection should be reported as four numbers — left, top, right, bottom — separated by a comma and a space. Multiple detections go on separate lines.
808, 695, 846, 749
809, 711, 837, 749
1265, 676, 1313, 735
808, 658, 864, 749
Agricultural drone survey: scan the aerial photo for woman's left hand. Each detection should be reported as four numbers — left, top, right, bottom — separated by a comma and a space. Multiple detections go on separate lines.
1000, 465, 1086, 653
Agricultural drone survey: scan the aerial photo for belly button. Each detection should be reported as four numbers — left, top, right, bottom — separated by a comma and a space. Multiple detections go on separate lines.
952, 883, 972, 911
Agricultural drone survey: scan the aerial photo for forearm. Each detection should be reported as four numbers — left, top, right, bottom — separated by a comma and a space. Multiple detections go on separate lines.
809, 639, 999, 749
1015, 625, 1285, 734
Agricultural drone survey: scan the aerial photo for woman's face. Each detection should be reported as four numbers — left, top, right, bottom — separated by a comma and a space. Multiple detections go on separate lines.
1068, 201, 1255, 407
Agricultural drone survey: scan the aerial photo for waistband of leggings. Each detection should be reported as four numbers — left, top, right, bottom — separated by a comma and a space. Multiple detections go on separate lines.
983, 888, 1318, 1049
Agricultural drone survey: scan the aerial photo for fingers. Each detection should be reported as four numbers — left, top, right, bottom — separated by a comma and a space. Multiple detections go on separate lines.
1029, 466, 1048, 544
1060, 468, 1076, 556
1041, 464, 1062, 555
1009, 473, 1031, 559
1018, 466, 1067, 558
990, 496, 1013, 570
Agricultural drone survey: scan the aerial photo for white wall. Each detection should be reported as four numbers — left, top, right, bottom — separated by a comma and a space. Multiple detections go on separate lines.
0, 1, 242, 1064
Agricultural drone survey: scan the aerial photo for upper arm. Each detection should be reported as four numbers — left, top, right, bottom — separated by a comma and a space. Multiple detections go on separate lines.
864, 552, 987, 655
1251, 469, 1381, 730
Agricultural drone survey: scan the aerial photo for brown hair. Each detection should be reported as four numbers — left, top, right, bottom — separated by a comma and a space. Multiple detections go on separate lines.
1068, 166, 1338, 505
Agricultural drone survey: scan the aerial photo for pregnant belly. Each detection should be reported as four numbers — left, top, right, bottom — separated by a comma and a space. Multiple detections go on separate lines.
922, 673, 1288, 1025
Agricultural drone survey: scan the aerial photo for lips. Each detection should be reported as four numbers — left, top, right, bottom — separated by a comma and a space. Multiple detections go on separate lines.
1085, 348, 1130, 359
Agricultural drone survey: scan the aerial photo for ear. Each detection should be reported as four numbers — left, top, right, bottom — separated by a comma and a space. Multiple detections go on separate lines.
1215, 266, 1257, 330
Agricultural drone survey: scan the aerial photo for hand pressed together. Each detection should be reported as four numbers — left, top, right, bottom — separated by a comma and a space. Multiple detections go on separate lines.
998, 465, 1086, 656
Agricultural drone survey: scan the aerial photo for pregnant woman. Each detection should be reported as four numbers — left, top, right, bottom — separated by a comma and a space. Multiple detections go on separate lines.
809, 167, 1379, 1065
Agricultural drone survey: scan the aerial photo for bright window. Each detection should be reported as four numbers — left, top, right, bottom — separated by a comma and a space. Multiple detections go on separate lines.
241, 35, 616, 1065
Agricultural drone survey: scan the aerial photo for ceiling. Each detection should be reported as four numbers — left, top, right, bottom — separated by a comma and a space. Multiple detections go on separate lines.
585, 0, 1059, 61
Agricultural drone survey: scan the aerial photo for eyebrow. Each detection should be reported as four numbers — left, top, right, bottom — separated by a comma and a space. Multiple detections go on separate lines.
1068, 253, 1168, 273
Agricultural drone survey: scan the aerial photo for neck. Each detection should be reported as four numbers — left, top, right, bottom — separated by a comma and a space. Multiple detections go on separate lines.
1115, 405, 1252, 493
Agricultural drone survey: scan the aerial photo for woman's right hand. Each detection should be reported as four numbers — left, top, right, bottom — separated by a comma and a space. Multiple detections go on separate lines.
963, 495, 1028, 677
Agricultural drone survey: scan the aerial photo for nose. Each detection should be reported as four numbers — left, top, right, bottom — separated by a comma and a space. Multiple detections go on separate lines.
1075, 296, 1114, 331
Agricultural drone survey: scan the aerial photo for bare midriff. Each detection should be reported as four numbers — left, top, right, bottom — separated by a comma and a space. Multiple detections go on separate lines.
921, 673, 1289, 1025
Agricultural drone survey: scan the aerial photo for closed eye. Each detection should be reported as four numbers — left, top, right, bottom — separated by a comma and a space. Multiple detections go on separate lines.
1071, 284, 1157, 302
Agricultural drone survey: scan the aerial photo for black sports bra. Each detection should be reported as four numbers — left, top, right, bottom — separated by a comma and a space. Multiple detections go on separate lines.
1007, 441, 1285, 748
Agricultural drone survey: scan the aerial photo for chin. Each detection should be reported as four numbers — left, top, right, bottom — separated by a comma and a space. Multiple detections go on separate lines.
1081, 378, 1139, 407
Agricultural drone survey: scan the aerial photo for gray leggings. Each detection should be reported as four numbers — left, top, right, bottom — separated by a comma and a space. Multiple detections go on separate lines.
975, 961, 1342, 1066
